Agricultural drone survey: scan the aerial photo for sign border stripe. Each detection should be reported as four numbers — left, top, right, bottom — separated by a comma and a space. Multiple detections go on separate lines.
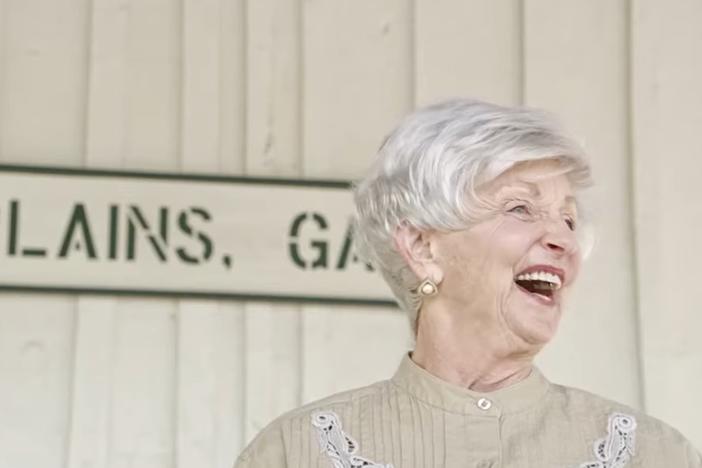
0, 163, 353, 188
0, 284, 397, 307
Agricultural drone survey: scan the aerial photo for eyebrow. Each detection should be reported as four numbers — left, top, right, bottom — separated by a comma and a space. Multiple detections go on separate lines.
498, 185, 578, 207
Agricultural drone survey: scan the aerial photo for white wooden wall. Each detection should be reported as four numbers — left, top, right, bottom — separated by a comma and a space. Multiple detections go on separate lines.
0, 1, 699, 467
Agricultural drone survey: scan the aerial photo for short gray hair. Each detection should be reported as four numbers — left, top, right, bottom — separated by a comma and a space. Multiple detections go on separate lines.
352, 98, 592, 333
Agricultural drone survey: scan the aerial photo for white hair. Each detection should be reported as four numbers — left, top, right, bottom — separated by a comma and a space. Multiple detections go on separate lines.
352, 98, 592, 333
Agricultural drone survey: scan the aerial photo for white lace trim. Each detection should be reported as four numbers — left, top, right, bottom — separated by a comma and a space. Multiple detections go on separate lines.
580, 412, 637, 468
311, 411, 393, 468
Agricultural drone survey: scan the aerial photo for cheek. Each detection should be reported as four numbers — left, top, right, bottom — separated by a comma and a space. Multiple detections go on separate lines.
442, 246, 484, 282
433, 219, 543, 290
435, 238, 491, 293
485, 219, 542, 266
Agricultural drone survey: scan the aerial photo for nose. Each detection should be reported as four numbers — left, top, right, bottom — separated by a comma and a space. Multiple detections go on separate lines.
540, 218, 579, 256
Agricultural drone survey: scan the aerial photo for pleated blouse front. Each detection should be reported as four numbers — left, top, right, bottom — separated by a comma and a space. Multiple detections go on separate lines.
234, 354, 701, 468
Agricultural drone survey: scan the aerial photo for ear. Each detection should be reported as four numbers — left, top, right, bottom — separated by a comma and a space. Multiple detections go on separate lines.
392, 222, 444, 285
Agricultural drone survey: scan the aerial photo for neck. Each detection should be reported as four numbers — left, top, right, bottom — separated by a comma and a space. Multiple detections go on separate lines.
412, 312, 539, 392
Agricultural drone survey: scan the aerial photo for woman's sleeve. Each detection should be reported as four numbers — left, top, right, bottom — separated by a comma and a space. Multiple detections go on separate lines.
687, 440, 702, 468
233, 423, 288, 468
233, 450, 287, 468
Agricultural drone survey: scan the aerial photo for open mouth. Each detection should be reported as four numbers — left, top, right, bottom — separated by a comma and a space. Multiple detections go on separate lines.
513, 269, 563, 304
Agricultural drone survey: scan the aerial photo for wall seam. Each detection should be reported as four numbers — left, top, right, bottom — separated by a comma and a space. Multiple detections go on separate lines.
174, 1, 186, 467
0, 0, 6, 161
216, 0, 224, 171
297, 0, 305, 408
64, 308, 81, 468
409, 0, 416, 109
624, 0, 647, 412
517, 0, 525, 106
81, 0, 94, 167
242, 0, 250, 175
176, 0, 185, 172
64, 0, 97, 466
241, 0, 251, 444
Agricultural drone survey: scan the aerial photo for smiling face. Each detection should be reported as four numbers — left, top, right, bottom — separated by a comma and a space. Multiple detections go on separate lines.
425, 159, 581, 351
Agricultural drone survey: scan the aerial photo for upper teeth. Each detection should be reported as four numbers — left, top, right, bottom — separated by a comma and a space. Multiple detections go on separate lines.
515, 271, 562, 289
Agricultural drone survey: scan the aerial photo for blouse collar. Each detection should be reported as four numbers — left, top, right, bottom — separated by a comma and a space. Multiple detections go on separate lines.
391, 353, 551, 417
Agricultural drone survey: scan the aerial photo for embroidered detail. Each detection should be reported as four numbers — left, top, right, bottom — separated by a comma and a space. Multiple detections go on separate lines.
311, 411, 393, 468
579, 412, 637, 468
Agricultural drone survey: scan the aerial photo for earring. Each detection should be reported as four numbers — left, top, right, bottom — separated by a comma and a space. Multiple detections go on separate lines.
416, 278, 438, 297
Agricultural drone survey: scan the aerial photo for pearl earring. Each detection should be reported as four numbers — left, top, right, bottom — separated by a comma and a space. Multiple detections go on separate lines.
416, 278, 438, 297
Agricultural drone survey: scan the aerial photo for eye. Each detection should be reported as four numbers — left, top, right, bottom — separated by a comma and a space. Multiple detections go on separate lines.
507, 204, 531, 215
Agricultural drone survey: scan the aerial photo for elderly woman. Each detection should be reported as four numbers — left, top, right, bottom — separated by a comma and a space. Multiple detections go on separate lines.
235, 99, 701, 467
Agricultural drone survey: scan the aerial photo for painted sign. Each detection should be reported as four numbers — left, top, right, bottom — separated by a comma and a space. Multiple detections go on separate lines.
0, 165, 395, 305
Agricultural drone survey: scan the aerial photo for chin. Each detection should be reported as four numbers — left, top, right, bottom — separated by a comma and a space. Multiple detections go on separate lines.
518, 306, 562, 345
504, 285, 563, 346
504, 302, 562, 349
519, 323, 559, 347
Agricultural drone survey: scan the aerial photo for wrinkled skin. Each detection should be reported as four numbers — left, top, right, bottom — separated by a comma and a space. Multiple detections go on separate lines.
396, 159, 582, 390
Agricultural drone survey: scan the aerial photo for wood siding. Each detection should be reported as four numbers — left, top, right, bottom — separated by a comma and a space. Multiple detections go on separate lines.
0, 1, 699, 467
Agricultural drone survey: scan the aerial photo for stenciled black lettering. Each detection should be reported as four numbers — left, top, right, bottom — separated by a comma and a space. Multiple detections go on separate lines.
22, 247, 47, 257
8, 199, 19, 256
175, 207, 213, 264
335, 220, 373, 271
126, 206, 168, 261
288, 213, 308, 268
287, 212, 328, 270
309, 213, 329, 268
9, 199, 49, 258
108, 204, 119, 260
289, 213, 308, 238
58, 203, 98, 259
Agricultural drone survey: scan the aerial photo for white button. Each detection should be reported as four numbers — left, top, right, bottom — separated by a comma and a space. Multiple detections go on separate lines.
477, 398, 492, 410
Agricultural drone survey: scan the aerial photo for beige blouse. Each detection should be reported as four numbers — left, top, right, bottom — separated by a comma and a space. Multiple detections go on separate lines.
234, 354, 701, 467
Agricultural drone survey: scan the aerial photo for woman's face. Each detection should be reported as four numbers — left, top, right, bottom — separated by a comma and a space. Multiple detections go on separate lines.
428, 160, 581, 349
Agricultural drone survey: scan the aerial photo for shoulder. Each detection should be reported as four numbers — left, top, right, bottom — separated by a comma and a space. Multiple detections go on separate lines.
550, 383, 679, 436
549, 383, 700, 464
235, 379, 393, 466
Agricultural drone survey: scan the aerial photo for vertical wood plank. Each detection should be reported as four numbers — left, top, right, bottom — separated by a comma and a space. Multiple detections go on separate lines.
66, 297, 116, 468
246, 0, 301, 176
300, 0, 414, 406
68, 1, 182, 468
243, 303, 302, 443
0, 298, 75, 468
631, 0, 702, 447
523, 0, 642, 408
180, 0, 220, 173
218, 0, 246, 174
301, 305, 410, 403
106, 5, 181, 466
67, 1, 128, 465
110, 299, 176, 468
243, 0, 303, 445
86, 0, 181, 171
414, 0, 521, 106
122, 0, 181, 170
302, 0, 413, 178
0, 0, 6, 153
177, 1, 247, 466
83, 0, 130, 168
0, 1, 88, 468
0, 0, 89, 164
176, 302, 245, 468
